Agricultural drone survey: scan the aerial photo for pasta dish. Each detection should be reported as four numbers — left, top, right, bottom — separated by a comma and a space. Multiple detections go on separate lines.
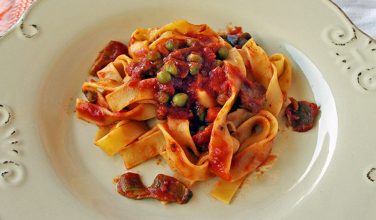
75, 20, 316, 204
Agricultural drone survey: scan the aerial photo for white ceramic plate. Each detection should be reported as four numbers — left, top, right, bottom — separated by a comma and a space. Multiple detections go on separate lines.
1, 0, 375, 219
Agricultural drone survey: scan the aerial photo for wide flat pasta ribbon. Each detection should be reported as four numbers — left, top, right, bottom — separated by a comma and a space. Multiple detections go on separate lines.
241, 39, 273, 88
105, 79, 155, 112
95, 120, 149, 156
120, 127, 166, 168
129, 20, 219, 58
241, 39, 292, 116
269, 54, 292, 99
210, 110, 278, 203
133, 20, 218, 43
207, 48, 245, 181
75, 20, 294, 205
167, 118, 200, 157
82, 79, 123, 93
76, 99, 156, 126
95, 54, 132, 80
158, 123, 210, 182
229, 110, 278, 181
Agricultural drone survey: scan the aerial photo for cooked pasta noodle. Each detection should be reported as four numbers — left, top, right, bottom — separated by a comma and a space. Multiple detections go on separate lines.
76, 20, 293, 204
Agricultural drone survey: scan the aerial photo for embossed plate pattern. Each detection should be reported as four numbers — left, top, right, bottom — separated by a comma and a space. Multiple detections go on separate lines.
0, 0, 375, 219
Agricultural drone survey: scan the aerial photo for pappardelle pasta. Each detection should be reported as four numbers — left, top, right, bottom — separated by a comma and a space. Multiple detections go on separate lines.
76, 20, 294, 204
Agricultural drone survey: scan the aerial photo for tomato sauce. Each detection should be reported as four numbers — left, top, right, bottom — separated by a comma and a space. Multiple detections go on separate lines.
192, 123, 214, 152
205, 107, 221, 123
208, 131, 232, 180
90, 41, 128, 75
76, 101, 105, 123
125, 34, 231, 125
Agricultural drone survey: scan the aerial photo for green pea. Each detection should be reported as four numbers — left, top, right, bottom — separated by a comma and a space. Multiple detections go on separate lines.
189, 62, 200, 75
157, 92, 170, 103
172, 93, 189, 107
156, 71, 171, 84
217, 47, 229, 60
164, 62, 178, 76
147, 50, 161, 61
187, 53, 203, 63
165, 39, 176, 51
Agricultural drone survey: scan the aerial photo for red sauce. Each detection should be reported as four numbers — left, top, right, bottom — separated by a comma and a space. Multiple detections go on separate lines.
192, 123, 214, 152
167, 107, 193, 120
156, 43, 170, 57
208, 67, 230, 99
76, 101, 105, 123
156, 105, 168, 119
138, 78, 158, 90
208, 131, 231, 180
125, 34, 230, 123
90, 41, 128, 75
169, 59, 190, 78
205, 107, 221, 123
126, 58, 154, 86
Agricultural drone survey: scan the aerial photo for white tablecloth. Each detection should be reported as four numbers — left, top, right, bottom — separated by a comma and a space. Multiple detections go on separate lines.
333, 0, 376, 39
0, 1, 375, 39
